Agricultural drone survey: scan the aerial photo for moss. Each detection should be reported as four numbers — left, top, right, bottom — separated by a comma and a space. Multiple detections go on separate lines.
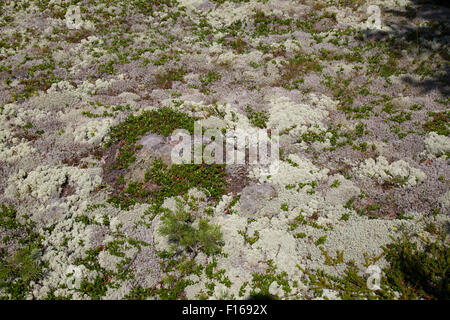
204, 258, 231, 287
0, 205, 43, 299
330, 180, 341, 188
314, 235, 327, 246
13, 74, 61, 102
238, 229, 260, 245
199, 71, 221, 87
75, 215, 100, 226
247, 260, 293, 299
246, 105, 269, 129
126, 254, 203, 300
155, 67, 187, 89
409, 104, 423, 111
280, 51, 321, 88
300, 229, 449, 300
381, 232, 449, 299
252, 10, 292, 37
139, 159, 228, 207
71, 246, 112, 300
73, 239, 138, 299
290, 212, 331, 231
198, 71, 222, 94
423, 111, 449, 136
389, 111, 412, 124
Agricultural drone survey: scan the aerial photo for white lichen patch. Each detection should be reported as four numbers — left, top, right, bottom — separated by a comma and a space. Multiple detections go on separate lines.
324, 174, 361, 207
72, 118, 114, 144
0, 128, 36, 162
439, 190, 450, 210
206, 1, 258, 30
250, 154, 329, 186
1, 0, 449, 301
424, 132, 450, 157
357, 156, 427, 187
5, 165, 102, 203
266, 95, 329, 137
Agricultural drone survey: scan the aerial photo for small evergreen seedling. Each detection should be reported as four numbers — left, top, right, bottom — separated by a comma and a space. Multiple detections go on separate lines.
159, 202, 223, 256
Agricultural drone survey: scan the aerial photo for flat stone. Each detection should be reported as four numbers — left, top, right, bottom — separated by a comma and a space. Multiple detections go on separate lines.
138, 134, 165, 151
118, 91, 141, 101
155, 144, 175, 165
239, 183, 277, 217
124, 135, 174, 182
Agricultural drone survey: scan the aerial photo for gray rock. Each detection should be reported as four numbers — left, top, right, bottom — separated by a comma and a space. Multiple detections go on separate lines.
118, 91, 141, 101
197, 0, 215, 11
124, 149, 158, 182
125, 134, 175, 182
138, 134, 165, 151
155, 144, 175, 165
239, 183, 277, 217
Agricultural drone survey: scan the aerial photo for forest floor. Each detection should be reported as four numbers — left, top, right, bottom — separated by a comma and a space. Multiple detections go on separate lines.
0, 0, 448, 300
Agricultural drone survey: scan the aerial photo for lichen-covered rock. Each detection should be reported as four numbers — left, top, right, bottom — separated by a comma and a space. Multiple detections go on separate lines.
1, 0, 449, 301
117, 91, 140, 102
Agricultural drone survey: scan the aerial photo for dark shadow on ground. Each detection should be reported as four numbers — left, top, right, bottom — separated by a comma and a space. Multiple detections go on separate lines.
362, 0, 449, 95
